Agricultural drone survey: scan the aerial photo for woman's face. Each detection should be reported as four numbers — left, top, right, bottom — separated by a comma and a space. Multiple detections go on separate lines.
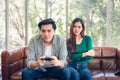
73, 22, 83, 36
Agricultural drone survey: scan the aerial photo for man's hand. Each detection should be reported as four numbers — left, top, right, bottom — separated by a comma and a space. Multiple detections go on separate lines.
38, 56, 46, 66
49, 56, 65, 68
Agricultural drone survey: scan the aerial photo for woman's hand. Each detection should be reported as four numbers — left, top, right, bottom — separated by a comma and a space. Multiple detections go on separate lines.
83, 50, 95, 57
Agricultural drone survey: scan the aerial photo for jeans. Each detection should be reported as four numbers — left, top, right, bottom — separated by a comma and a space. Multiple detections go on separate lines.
22, 66, 78, 80
68, 62, 92, 80
67, 67, 80, 80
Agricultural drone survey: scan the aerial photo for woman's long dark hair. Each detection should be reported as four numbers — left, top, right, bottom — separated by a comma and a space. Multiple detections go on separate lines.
67, 18, 85, 53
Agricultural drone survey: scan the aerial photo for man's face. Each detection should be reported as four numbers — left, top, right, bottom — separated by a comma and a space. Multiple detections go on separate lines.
40, 24, 55, 44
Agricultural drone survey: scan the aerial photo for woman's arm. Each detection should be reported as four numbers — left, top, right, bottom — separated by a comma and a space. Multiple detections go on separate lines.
83, 50, 95, 57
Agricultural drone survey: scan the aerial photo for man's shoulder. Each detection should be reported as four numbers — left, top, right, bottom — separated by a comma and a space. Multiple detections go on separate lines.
53, 34, 65, 44
54, 34, 65, 41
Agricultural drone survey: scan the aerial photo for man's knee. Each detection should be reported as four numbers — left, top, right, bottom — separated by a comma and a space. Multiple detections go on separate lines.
22, 68, 33, 76
59, 67, 70, 80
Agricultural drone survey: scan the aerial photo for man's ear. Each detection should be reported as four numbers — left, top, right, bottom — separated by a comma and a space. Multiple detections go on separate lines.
39, 29, 41, 34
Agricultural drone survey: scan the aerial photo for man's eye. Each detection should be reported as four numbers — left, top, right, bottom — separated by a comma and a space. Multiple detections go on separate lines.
48, 30, 51, 32
42, 30, 45, 32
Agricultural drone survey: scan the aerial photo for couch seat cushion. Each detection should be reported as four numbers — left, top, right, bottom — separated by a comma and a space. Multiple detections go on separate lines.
91, 70, 105, 80
104, 70, 120, 80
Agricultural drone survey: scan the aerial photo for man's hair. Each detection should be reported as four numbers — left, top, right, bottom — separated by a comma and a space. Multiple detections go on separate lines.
38, 18, 56, 30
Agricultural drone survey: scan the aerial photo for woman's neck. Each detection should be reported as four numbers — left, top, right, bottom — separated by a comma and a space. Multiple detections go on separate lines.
75, 35, 82, 44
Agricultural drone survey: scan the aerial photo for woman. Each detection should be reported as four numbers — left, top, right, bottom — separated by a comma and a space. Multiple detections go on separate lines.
67, 18, 95, 80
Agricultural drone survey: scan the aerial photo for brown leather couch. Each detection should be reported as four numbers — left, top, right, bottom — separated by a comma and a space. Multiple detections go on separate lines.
1, 46, 120, 80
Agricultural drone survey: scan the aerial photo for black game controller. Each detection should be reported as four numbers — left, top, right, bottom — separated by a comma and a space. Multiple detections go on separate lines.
41, 57, 54, 61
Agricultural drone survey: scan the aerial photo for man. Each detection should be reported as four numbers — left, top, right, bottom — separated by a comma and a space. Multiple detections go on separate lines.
22, 18, 79, 80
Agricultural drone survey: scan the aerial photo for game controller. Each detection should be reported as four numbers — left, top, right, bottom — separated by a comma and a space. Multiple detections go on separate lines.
41, 57, 54, 61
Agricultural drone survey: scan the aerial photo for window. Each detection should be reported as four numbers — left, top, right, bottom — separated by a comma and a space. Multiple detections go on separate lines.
28, 0, 46, 40
9, 0, 25, 48
0, 0, 5, 53
68, 0, 120, 47
1, 0, 120, 52
47, 0, 66, 38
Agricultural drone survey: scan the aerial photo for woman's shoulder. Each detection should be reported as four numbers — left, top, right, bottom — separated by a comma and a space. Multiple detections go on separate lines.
83, 35, 92, 39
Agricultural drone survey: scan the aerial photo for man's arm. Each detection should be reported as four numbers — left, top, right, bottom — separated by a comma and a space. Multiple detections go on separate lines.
56, 37, 68, 67
27, 39, 45, 68
29, 56, 46, 68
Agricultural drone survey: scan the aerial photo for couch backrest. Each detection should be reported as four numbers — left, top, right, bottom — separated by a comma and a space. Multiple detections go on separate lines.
89, 47, 120, 71
23, 46, 120, 71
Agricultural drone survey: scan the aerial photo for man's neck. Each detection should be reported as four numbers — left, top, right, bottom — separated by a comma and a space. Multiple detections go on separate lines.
44, 41, 52, 46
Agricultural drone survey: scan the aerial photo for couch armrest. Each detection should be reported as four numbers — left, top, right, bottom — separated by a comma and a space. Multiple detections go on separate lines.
117, 48, 120, 69
1, 47, 26, 80
117, 48, 120, 59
